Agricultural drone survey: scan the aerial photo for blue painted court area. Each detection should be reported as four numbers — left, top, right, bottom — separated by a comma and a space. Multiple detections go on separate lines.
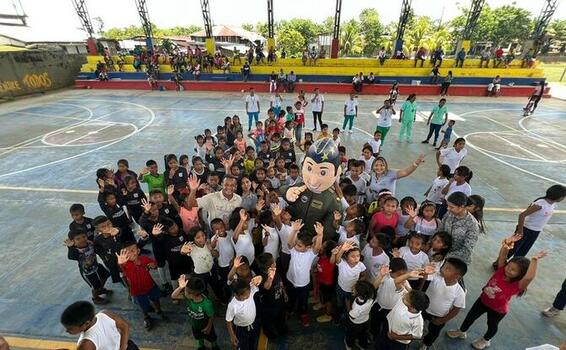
0, 89, 565, 349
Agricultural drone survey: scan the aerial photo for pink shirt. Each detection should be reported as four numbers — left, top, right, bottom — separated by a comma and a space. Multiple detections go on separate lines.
480, 267, 522, 314
234, 138, 247, 153
179, 207, 199, 233
371, 211, 400, 234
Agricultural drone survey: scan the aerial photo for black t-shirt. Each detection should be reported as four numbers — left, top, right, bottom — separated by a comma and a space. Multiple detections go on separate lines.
191, 168, 210, 185
69, 217, 95, 240
258, 271, 286, 308
93, 234, 119, 266
278, 149, 296, 167
258, 150, 274, 167
159, 233, 194, 278
164, 167, 189, 190
118, 187, 147, 220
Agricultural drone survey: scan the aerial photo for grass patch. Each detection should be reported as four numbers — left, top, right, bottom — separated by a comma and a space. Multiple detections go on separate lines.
541, 63, 566, 82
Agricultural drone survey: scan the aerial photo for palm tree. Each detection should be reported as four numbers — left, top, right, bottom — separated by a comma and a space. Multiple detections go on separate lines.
340, 21, 364, 56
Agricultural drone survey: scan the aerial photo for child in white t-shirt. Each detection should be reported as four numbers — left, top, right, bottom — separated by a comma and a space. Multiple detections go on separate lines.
225, 276, 263, 350
509, 184, 565, 260
423, 231, 453, 291
331, 241, 367, 321
333, 211, 363, 246
362, 232, 390, 281
345, 280, 376, 349
380, 290, 429, 349
394, 233, 430, 289
436, 137, 467, 174
370, 258, 421, 340
257, 210, 280, 261
421, 257, 467, 348
273, 205, 293, 278
367, 130, 382, 157
180, 227, 214, 286
230, 209, 255, 265
210, 218, 235, 303
286, 220, 323, 327
424, 164, 451, 204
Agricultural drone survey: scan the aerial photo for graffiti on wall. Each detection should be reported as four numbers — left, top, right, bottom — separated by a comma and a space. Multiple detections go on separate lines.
0, 72, 52, 94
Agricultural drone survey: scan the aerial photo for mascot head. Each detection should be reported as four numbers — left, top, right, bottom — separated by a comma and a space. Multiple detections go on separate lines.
302, 138, 342, 194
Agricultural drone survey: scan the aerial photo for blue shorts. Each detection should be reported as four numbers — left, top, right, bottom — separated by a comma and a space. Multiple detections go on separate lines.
133, 285, 161, 312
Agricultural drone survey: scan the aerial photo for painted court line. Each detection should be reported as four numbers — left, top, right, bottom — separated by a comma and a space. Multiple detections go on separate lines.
0, 184, 564, 214
11, 110, 88, 122
0, 100, 155, 179
488, 132, 548, 161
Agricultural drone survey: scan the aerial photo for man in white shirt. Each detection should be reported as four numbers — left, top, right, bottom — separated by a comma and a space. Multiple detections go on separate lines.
245, 88, 261, 131
310, 87, 325, 131
343, 93, 359, 133
187, 174, 242, 229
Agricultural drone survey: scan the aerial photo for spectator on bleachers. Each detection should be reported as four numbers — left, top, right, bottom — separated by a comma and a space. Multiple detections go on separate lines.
255, 45, 265, 64
287, 71, 296, 92
281, 48, 287, 59
269, 71, 277, 93
487, 75, 501, 97
247, 47, 254, 64
479, 48, 490, 68
302, 49, 308, 66
309, 46, 318, 66
233, 46, 242, 64
455, 48, 466, 68
493, 47, 504, 68
221, 58, 231, 74
241, 61, 251, 82
133, 55, 142, 72
366, 72, 376, 84
504, 48, 515, 68
521, 48, 534, 68
377, 47, 387, 66
277, 69, 287, 92
439, 71, 453, 97
353, 73, 364, 93
431, 66, 440, 84
431, 46, 444, 67
414, 47, 426, 67
268, 47, 277, 65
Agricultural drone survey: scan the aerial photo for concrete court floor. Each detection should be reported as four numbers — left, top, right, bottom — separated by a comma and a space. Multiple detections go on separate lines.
0, 89, 565, 350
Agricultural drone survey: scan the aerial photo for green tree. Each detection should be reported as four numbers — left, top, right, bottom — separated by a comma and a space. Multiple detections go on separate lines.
103, 25, 145, 40
163, 25, 202, 36
404, 16, 434, 51
491, 5, 532, 44
277, 28, 305, 56
321, 16, 334, 34
255, 22, 270, 38
340, 20, 363, 56
450, 4, 532, 45
359, 8, 384, 56
279, 18, 322, 44
241, 23, 254, 32
547, 19, 566, 52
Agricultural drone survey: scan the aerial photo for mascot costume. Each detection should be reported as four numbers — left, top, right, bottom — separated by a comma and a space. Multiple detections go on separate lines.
284, 138, 341, 240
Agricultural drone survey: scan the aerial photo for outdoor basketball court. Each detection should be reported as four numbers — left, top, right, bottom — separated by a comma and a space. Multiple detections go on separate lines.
0, 89, 565, 349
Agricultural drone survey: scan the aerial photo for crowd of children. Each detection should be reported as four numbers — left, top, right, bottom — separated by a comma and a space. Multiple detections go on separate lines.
62, 89, 566, 350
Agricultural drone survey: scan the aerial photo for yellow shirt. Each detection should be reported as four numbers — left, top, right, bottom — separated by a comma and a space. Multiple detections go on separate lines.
316, 132, 331, 140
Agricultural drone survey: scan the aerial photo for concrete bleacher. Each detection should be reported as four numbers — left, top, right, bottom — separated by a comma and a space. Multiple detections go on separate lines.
77, 55, 547, 97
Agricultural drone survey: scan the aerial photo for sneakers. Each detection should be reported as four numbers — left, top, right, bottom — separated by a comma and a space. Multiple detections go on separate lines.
421, 140, 429, 144
348, 129, 353, 133
312, 303, 324, 311
300, 314, 310, 327
446, 329, 467, 339
471, 338, 491, 349
542, 306, 561, 317
316, 314, 332, 323
432, 142, 437, 147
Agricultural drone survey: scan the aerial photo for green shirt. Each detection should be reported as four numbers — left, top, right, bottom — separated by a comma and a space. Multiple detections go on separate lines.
431, 105, 448, 125
286, 112, 295, 122
185, 295, 214, 328
141, 173, 166, 194
401, 101, 417, 121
